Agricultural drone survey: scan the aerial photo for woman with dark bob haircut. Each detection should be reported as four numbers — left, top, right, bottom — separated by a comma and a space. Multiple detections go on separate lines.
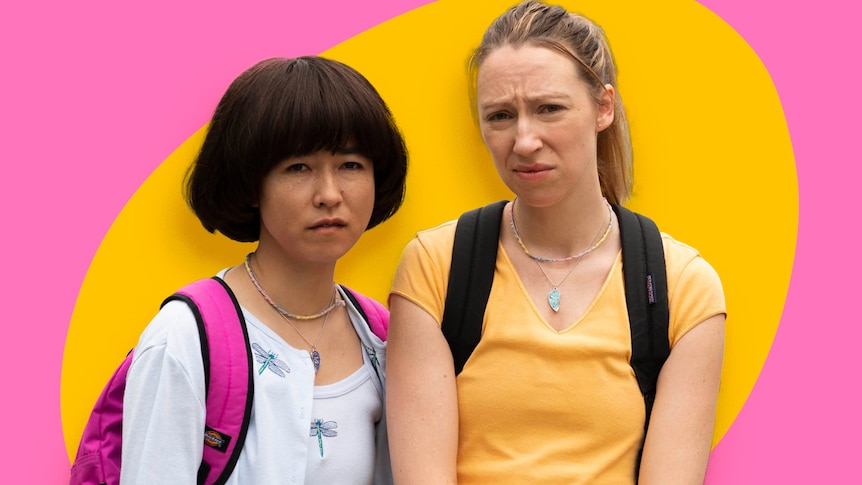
119, 56, 406, 484
187, 56, 407, 242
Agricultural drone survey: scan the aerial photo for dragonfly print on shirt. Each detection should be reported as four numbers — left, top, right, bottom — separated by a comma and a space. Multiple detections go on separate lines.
365, 345, 379, 368
310, 419, 338, 458
252, 342, 291, 377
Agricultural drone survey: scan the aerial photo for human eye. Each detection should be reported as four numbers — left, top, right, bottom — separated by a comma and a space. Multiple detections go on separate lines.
484, 111, 512, 122
539, 104, 565, 114
342, 160, 366, 170
285, 162, 309, 172
337, 151, 371, 171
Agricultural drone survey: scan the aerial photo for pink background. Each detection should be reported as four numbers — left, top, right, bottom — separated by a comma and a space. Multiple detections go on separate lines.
1, 0, 858, 482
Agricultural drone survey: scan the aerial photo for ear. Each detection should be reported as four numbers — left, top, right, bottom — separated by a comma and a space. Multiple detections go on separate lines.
596, 84, 615, 132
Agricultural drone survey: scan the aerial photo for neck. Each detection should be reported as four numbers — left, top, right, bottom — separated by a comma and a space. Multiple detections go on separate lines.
511, 193, 611, 259
246, 249, 338, 316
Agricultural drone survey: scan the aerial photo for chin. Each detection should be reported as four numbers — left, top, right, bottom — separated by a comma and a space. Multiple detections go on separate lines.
511, 189, 560, 207
314, 243, 356, 264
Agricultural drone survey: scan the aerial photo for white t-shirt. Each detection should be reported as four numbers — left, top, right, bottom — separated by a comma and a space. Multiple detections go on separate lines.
120, 279, 391, 484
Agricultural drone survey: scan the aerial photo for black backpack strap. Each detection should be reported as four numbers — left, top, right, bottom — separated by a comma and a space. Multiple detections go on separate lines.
441, 200, 508, 375
341, 286, 369, 323
613, 205, 669, 479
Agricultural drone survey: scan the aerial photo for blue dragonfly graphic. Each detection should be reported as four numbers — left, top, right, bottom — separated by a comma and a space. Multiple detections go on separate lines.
252, 342, 290, 377
310, 419, 338, 457
365, 346, 379, 368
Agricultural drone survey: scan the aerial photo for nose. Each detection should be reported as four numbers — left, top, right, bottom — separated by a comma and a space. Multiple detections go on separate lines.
512, 116, 542, 156
313, 170, 343, 208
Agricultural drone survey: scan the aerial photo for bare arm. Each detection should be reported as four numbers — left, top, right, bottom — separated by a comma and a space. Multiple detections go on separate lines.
386, 294, 459, 484
638, 313, 725, 485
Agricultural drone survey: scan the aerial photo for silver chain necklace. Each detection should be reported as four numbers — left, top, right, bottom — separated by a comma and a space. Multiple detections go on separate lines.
510, 201, 614, 312
244, 253, 338, 373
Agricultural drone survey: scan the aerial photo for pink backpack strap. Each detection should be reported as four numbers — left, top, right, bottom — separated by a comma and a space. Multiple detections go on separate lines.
340, 286, 389, 341
168, 277, 253, 485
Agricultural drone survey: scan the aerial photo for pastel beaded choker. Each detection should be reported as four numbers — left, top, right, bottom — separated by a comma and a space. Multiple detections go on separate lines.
509, 198, 613, 263
243, 252, 344, 320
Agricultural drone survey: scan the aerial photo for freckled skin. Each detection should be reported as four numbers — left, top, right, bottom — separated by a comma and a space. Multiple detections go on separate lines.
476, 44, 612, 209
257, 150, 375, 267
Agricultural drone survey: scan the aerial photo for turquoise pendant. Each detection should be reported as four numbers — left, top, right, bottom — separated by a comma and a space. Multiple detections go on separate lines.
548, 287, 561, 312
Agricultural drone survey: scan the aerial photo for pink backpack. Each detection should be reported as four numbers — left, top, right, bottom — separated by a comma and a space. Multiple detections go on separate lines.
70, 277, 388, 485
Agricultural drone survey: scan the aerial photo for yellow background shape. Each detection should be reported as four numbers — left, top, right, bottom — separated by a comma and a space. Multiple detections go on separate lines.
62, 0, 796, 458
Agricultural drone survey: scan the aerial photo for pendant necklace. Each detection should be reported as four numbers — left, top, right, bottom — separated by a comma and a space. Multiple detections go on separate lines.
244, 253, 344, 320
534, 258, 584, 312
509, 199, 614, 312
244, 252, 339, 373
510, 198, 614, 263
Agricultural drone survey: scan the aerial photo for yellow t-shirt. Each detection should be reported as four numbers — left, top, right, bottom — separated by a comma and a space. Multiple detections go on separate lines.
390, 219, 726, 484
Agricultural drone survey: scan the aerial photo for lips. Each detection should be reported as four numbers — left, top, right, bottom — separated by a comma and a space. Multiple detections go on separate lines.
514, 163, 552, 173
513, 164, 553, 181
309, 218, 346, 230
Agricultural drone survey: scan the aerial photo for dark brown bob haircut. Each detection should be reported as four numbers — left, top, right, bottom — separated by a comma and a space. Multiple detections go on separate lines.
185, 56, 408, 242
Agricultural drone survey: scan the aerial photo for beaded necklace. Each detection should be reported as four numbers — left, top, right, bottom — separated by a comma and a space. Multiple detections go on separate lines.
244, 253, 343, 320
244, 253, 340, 373
509, 199, 614, 312
509, 197, 613, 263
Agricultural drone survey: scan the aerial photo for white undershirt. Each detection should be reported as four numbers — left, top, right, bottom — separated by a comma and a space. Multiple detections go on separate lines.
306, 355, 382, 484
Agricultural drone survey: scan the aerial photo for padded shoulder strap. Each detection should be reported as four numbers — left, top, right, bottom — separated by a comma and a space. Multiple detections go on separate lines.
341, 286, 389, 341
612, 205, 670, 430
162, 277, 253, 485
441, 200, 508, 375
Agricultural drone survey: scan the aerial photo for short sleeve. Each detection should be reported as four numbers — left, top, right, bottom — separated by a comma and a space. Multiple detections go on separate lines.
664, 238, 726, 346
389, 222, 457, 326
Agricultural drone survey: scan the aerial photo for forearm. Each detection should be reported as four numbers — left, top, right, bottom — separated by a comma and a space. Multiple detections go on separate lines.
638, 314, 725, 484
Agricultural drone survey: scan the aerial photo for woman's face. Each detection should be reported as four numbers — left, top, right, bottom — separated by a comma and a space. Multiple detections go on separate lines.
256, 148, 375, 266
476, 44, 613, 206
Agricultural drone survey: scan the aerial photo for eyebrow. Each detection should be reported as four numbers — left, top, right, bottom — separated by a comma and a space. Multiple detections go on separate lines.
528, 93, 571, 103
479, 92, 572, 109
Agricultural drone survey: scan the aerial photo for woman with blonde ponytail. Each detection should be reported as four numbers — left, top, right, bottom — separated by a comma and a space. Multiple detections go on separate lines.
386, 2, 725, 484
